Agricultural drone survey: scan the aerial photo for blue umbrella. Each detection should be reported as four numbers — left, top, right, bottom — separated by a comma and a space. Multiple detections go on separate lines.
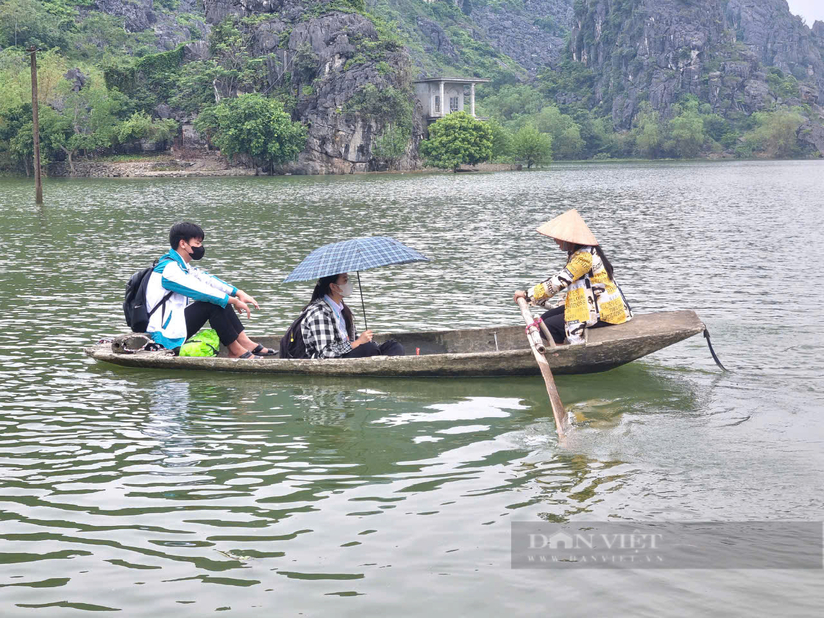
283, 236, 430, 328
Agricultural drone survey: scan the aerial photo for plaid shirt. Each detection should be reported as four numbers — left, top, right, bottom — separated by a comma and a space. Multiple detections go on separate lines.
301, 299, 356, 359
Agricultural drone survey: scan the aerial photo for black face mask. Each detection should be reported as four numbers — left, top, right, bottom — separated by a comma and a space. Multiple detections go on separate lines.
189, 245, 205, 261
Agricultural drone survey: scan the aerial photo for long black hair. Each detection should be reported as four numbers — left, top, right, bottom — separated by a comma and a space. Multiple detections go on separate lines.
304, 273, 354, 336
565, 242, 614, 279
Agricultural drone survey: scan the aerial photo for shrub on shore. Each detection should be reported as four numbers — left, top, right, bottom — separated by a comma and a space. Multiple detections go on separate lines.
420, 111, 493, 171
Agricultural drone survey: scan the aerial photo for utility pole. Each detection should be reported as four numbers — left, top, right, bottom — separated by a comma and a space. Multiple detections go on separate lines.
28, 46, 43, 205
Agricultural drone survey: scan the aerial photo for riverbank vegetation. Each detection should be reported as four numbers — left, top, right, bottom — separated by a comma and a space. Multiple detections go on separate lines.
0, 0, 820, 176
0, 0, 313, 175
0, 46, 180, 175
477, 82, 817, 162
193, 94, 306, 173
420, 111, 492, 170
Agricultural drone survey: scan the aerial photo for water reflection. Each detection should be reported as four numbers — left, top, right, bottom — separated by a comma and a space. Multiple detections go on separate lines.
145, 380, 196, 457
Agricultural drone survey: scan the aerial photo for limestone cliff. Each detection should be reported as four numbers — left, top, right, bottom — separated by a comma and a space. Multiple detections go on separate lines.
471, 0, 571, 73
198, 0, 423, 174
569, 0, 823, 146
69, 0, 824, 164
364, 0, 574, 78
86, 0, 209, 50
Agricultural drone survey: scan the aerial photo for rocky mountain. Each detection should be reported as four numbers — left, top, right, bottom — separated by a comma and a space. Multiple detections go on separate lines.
569, 0, 823, 136
49, 0, 825, 167
471, 0, 573, 72
85, 0, 209, 50
194, 0, 422, 174
377, 0, 574, 76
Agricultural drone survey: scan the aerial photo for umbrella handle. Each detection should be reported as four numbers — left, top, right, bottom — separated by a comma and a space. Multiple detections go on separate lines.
357, 271, 368, 331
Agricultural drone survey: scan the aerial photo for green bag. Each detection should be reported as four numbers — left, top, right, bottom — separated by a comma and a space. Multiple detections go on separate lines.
179, 329, 220, 357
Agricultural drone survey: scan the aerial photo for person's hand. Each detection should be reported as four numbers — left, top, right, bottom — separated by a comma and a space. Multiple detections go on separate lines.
513, 290, 527, 303
353, 330, 374, 347
236, 290, 259, 310
230, 297, 251, 319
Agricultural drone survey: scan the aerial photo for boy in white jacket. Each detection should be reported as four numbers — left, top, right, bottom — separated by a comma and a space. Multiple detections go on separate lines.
145, 222, 273, 359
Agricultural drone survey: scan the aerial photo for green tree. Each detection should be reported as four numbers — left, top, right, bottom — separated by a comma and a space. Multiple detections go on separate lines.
103, 46, 187, 114
0, 47, 69, 115
419, 111, 493, 171
586, 115, 619, 158
476, 84, 544, 122
168, 60, 221, 114
345, 84, 413, 126
50, 80, 123, 175
669, 98, 705, 158
557, 124, 585, 160
67, 12, 157, 60
512, 124, 552, 169
117, 111, 178, 148
633, 104, 663, 158
292, 41, 319, 94
207, 17, 270, 100
6, 104, 67, 175
194, 93, 307, 172
0, 102, 28, 171
765, 67, 799, 99
0, 0, 68, 49
487, 118, 513, 162
534, 105, 584, 159
570, 111, 605, 158
538, 59, 596, 110
7, 117, 37, 175
345, 84, 414, 169
742, 107, 806, 158
372, 124, 409, 171
702, 113, 729, 143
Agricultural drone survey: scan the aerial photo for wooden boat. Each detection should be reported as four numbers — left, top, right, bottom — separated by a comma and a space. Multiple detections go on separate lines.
85, 310, 706, 378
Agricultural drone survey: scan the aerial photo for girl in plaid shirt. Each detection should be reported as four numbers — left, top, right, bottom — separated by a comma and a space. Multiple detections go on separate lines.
301, 273, 404, 359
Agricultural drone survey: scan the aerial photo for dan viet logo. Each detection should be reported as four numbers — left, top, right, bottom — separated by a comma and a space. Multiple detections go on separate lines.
542, 531, 574, 550
511, 521, 824, 569
525, 528, 664, 564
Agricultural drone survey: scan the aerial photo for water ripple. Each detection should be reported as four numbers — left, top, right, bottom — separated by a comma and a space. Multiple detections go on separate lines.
0, 161, 821, 615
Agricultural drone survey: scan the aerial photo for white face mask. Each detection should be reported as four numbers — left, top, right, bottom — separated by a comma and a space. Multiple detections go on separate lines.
336, 280, 353, 298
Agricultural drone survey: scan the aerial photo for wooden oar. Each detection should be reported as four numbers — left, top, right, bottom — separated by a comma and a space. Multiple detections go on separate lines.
516, 297, 569, 437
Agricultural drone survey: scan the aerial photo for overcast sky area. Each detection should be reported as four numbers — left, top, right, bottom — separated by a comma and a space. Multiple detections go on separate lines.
785, 0, 824, 25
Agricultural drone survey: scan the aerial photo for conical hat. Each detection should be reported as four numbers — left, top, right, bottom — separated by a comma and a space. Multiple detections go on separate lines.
536, 209, 599, 246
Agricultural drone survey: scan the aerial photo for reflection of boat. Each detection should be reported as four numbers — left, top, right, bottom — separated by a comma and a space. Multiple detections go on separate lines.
86, 310, 705, 378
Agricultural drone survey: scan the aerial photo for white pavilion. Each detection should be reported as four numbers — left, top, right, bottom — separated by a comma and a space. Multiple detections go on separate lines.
413, 77, 490, 125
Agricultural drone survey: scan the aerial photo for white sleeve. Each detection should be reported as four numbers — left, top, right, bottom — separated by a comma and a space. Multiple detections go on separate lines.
190, 267, 236, 297
161, 262, 229, 307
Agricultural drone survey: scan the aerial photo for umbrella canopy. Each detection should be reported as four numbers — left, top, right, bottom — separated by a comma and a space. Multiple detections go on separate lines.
283, 236, 429, 283
283, 236, 430, 330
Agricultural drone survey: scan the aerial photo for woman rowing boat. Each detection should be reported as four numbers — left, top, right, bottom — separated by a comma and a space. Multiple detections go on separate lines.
514, 209, 632, 345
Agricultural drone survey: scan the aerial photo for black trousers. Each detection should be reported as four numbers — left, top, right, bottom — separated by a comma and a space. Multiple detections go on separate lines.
540, 305, 608, 344
342, 340, 405, 358
184, 301, 244, 346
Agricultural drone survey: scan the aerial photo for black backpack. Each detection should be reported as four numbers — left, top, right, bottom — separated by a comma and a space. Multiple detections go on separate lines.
279, 310, 310, 359
123, 262, 173, 333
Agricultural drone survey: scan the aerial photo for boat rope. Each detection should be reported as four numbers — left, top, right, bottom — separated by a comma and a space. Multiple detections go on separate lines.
703, 328, 728, 372
525, 317, 543, 333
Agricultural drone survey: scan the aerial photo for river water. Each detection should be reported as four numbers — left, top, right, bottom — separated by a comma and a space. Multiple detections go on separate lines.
0, 161, 822, 616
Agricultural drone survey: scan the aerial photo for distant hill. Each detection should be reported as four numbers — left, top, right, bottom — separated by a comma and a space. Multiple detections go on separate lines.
0, 0, 822, 174
569, 0, 823, 145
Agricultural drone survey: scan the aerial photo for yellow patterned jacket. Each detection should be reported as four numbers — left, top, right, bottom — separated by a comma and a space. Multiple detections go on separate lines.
526, 246, 632, 344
